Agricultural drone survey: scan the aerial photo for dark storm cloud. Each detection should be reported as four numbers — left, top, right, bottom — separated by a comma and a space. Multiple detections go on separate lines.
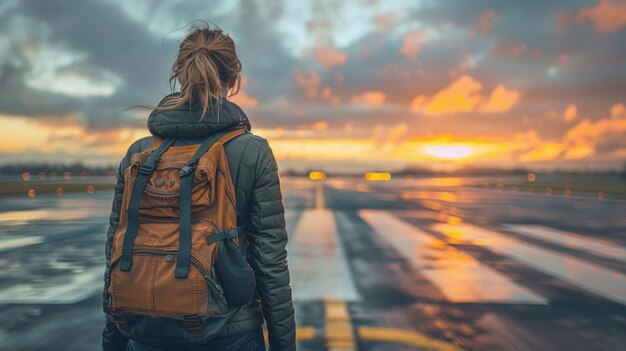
0, 0, 300, 131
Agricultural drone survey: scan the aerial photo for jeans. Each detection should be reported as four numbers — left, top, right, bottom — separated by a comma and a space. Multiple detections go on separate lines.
127, 328, 265, 351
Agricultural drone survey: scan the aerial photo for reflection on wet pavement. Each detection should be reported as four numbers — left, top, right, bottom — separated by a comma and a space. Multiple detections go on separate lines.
361, 210, 546, 304
1, 177, 625, 350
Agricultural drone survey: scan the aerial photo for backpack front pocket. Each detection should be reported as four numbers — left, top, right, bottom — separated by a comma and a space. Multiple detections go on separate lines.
109, 249, 224, 316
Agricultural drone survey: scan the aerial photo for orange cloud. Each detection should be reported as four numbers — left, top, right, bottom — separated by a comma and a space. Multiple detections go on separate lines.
321, 86, 341, 105
412, 75, 482, 115
229, 76, 259, 108
351, 91, 386, 106
294, 68, 322, 98
313, 44, 348, 68
399, 30, 428, 60
477, 9, 496, 34
479, 85, 520, 113
564, 104, 577, 122
374, 13, 396, 29
412, 75, 519, 116
558, 0, 626, 32
561, 103, 626, 159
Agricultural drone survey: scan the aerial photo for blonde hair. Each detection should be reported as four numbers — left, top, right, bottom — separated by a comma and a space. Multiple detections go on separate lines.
158, 26, 242, 118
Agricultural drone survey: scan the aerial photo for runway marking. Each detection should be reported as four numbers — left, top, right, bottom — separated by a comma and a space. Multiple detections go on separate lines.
289, 209, 360, 302
262, 326, 317, 345
357, 326, 465, 351
315, 181, 325, 209
325, 300, 356, 351
0, 236, 43, 252
360, 210, 547, 304
432, 223, 626, 305
0, 266, 104, 304
502, 224, 626, 264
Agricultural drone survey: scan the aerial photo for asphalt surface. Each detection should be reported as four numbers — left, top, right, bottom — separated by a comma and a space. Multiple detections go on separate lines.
0, 177, 625, 350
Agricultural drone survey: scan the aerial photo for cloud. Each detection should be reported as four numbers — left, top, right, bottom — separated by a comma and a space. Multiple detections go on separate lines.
313, 43, 348, 68
479, 84, 520, 113
399, 30, 427, 60
351, 91, 386, 106
477, 9, 496, 34
293, 68, 322, 98
563, 103, 626, 158
412, 75, 483, 115
490, 41, 527, 58
564, 103, 577, 122
229, 75, 259, 108
411, 75, 519, 116
558, 0, 626, 32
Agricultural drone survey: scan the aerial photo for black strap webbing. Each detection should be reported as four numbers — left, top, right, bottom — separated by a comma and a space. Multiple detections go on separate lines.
119, 138, 176, 272
175, 127, 244, 278
205, 227, 240, 245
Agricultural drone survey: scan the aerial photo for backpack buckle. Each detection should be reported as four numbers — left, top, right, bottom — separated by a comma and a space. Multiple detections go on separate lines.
179, 164, 195, 177
139, 162, 156, 176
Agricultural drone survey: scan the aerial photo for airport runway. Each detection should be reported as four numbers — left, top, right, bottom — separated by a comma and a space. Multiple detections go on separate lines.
0, 177, 625, 350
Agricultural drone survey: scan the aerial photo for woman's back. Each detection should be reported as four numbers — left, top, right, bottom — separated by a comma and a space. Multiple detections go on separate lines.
102, 26, 295, 351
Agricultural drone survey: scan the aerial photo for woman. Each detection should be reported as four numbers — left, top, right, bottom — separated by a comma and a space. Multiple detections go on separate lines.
102, 26, 295, 351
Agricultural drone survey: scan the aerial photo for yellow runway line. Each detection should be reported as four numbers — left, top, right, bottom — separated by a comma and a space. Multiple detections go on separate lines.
358, 326, 465, 351
325, 300, 356, 351
263, 326, 317, 345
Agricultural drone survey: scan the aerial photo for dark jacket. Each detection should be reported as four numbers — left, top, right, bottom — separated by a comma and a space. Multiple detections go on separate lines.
102, 94, 295, 351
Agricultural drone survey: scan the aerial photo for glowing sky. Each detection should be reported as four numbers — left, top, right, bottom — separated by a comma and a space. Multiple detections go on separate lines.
0, 0, 625, 171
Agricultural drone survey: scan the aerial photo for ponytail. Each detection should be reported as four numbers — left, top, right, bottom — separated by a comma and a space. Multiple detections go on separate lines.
158, 26, 242, 119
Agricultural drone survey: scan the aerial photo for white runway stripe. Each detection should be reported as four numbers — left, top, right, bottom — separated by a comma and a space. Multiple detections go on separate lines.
0, 266, 104, 304
502, 224, 626, 264
360, 210, 547, 304
0, 236, 43, 252
289, 209, 360, 302
432, 223, 626, 305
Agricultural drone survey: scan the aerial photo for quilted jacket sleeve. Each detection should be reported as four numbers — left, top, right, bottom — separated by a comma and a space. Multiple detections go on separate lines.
247, 139, 295, 351
102, 153, 128, 351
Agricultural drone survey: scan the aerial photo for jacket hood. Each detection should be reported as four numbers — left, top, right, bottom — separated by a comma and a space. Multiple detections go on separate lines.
147, 92, 252, 139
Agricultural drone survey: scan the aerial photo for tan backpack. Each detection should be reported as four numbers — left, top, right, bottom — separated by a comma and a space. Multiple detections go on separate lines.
104, 126, 255, 345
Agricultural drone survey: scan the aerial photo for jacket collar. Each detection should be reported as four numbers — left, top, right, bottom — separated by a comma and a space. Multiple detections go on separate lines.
147, 92, 252, 139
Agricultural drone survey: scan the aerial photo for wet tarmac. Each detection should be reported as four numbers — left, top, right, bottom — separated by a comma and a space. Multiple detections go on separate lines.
1, 177, 625, 350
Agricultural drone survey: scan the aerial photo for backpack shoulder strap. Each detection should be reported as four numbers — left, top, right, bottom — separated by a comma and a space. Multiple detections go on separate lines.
175, 126, 246, 278
119, 137, 177, 272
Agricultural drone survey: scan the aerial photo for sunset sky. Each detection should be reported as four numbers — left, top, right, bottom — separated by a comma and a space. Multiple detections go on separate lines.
0, 0, 625, 172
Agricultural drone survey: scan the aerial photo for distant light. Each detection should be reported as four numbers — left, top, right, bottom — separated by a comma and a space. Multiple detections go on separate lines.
545, 187, 552, 195
63, 171, 72, 180
86, 185, 95, 194
27, 188, 36, 197
527, 173, 536, 182
365, 172, 391, 181
106, 171, 115, 179
38, 171, 46, 180
22, 171, 30, 181
56, 187, 64, 196
598, 192, 605, 200
80, 172, 88, 180
309, 171, 327, 181
564, 189, 571, 197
